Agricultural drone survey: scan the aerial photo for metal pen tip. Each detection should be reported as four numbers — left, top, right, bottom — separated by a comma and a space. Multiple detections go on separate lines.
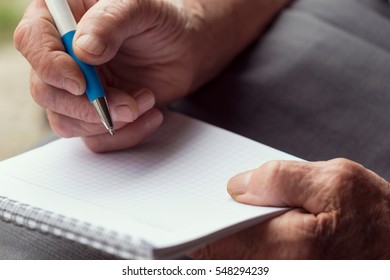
92, 97, 115, 137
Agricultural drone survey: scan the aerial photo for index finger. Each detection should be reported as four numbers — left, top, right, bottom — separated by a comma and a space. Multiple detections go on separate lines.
14, 0, 85, 95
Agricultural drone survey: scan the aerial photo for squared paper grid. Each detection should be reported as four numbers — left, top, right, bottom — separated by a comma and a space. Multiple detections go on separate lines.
1, 112, 295, 233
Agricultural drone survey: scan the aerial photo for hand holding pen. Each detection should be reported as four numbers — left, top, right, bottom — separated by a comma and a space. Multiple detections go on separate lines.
45, 0, 115, 136
15, 0, 285, 152
14, 0, 164, 152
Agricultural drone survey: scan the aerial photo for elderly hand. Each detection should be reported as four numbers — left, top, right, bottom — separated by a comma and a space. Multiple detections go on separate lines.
190, 159, 390, 259
14, 0, 290, 152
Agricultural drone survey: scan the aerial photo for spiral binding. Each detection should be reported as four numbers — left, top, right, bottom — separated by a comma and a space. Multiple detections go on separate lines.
0, 196, 153, 259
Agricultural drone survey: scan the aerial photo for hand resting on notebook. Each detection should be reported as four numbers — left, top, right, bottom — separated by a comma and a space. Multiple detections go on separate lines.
12, 0, 390, 260
189, 158, 390, 259
14, 0, 290, 152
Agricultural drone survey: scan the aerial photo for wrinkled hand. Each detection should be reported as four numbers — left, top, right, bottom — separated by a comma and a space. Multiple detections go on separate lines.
190, 159, 390, 259
14, 0, 201, 152
14, 0, 291, 152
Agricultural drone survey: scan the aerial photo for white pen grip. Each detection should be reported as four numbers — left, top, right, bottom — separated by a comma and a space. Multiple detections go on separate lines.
45, 0, 77, 36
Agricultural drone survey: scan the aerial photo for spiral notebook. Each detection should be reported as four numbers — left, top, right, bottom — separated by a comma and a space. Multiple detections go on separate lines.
0, 112, 299, 259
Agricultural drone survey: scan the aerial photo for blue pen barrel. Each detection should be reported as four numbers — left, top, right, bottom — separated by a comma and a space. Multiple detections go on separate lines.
61, 30, 105, 102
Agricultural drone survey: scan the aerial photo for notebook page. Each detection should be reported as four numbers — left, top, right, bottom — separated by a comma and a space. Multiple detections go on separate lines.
0, 112, 299, 248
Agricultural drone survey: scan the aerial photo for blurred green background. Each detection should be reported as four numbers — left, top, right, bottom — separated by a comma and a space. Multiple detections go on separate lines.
0, 0, 51, 160
0, 0, 26, 44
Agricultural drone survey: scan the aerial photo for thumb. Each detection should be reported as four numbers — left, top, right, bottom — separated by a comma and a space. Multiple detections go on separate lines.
227, 160, 345, 214
73, 0, 158, 64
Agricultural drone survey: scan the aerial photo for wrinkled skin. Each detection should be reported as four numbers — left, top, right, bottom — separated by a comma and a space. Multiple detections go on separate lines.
190, 159, 390, 259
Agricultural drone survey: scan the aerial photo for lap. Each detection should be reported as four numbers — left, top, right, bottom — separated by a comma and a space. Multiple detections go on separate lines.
0, 218, 115, 260
2, 0, 389, 259
174, 0, 390, 180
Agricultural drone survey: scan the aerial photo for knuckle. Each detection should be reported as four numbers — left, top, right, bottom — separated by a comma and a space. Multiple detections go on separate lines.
329, 158, 362, 183
260, 160, 285, 178
261, 160, 282, 172
30, 71, 52, 108
13, 16, 39, 55
13, 21, 29, 53
325, 158, 365, 195
13, 1, 39, 52
251, 160, 287, 188
14, 20, 47, 67
29, 71, 42, 104
15, 20, 68, 88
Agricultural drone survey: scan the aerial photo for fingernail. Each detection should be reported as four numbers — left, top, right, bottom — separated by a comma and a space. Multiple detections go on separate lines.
114, 105, 135, 122
63, 78, 81, 95
146, 110, 163, 130
133, 90, 155, 114
75, 34, 107, 56
227, 170, 253, 196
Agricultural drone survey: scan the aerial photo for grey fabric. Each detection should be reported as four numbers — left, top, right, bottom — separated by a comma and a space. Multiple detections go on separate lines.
0, 221, 116, 259
1, 0, 390, 259
174, 0, 390, 181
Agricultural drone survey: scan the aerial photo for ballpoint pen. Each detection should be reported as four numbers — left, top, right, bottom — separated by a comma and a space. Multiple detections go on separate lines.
45, 0, 115, 136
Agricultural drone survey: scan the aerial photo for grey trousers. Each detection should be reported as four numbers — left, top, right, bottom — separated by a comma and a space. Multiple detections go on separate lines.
1, 0, 390, 259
